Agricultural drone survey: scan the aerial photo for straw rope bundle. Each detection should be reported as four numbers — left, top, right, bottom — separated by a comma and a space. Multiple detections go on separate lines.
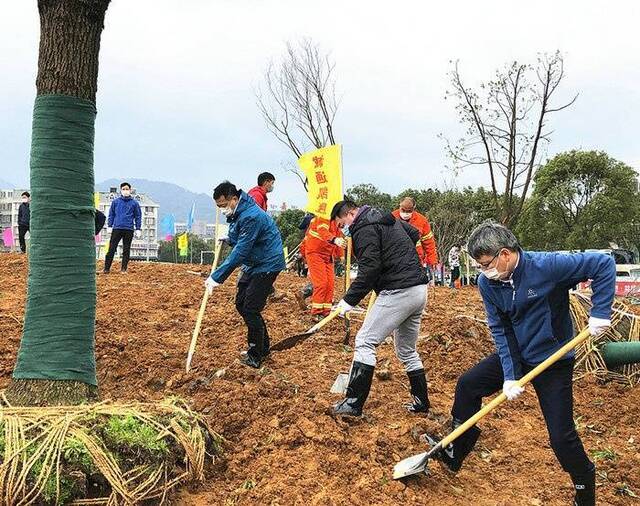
571, 292, 640, 386
0, 398, 222, 505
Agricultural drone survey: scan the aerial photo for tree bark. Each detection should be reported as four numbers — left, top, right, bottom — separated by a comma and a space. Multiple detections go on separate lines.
36, 0, 110, 101
4, 0, 110, 407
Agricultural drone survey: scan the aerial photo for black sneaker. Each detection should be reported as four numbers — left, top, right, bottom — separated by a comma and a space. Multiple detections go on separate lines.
240, 354, 262, 369
425, 421, 481, 473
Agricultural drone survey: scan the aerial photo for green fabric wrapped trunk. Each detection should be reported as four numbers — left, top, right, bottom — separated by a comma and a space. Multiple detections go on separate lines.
13, 94, 97, 386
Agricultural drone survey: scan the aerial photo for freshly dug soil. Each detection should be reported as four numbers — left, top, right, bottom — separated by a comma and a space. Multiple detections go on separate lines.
0, 254, 638, 505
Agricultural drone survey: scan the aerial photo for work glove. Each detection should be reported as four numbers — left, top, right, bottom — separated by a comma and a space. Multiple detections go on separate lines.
336, 299, 353, 316
204, 276, 220, 295
332, 237, 346, 248
502, 380, 525, 401
588, 316, 611, 337
135, 230, 142, 239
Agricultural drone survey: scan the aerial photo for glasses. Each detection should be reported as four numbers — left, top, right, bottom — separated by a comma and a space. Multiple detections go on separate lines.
477, 250, 500, 270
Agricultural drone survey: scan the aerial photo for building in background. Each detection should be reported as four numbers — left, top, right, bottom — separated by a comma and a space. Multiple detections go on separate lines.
174, 220, 228, 240
96, 186, 160, 261
0, 188, 28, 251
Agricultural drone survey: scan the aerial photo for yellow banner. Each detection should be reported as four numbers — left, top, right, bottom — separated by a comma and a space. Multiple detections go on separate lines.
94, 192, 100, 209
298, 145, 343, 220
178, 233, 188, 256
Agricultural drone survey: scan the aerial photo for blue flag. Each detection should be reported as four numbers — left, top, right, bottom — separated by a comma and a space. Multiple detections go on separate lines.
160, 214, 175, 241
187, 203, 195, 231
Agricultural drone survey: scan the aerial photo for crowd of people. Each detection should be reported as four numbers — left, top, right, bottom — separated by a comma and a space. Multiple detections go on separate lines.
201, 174, 615, 506
11, 171, 616, 504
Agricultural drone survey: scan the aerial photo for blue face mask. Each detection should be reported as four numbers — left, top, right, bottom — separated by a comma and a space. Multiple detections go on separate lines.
341, 226, 351, 237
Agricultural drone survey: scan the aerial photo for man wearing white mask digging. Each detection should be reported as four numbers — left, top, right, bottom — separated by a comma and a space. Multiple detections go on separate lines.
427, 221, 615, 506
330, 199, 431, 418
205, 181, 285, 369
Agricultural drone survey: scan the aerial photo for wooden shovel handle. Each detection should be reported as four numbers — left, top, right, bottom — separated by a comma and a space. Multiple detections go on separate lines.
185, 240, 224, 373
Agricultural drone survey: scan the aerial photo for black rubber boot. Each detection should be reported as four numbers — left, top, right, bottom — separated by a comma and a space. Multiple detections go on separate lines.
405, 368, 430, 413
572, 464, 596, 506
429, 418, 481, 473
333, 362, 374, 417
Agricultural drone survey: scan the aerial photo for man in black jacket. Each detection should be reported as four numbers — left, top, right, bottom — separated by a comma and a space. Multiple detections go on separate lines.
17, 191, 30, 253
331, 200, 431, 417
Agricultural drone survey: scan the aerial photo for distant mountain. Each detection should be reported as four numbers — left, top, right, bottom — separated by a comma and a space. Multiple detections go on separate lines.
97, 178, 218, 223
0, 178, 15, 189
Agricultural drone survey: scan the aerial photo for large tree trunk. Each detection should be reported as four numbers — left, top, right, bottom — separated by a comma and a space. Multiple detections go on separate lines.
4, 0, 110, 406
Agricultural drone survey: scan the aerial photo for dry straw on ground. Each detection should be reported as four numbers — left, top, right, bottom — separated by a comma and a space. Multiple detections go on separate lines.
0, 398, 222, 505
572, 292, 640, 385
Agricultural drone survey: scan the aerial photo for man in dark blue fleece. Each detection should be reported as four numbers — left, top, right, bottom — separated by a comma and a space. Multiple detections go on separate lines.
104, 182, 142, 274
430, 221, 615, 506
206, 181, 285, 368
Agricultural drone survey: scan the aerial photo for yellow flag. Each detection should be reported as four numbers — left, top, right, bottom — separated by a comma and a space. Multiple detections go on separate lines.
94, 192, 100, 209
283, 246, 289, 260
178, 233, 189, 256
298, 145, 343, 220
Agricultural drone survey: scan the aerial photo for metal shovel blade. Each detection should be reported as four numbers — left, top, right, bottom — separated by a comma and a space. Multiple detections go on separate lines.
330, 372, 350, 394
393, 452, 430, 480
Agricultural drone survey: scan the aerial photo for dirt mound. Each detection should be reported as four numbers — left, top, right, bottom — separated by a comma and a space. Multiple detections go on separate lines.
0, 254, 638, 505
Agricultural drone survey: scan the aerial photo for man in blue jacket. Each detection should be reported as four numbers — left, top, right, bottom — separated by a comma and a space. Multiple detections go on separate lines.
430, 221, 614, 506
104, 182, 142, 274
205, 181, 285, 368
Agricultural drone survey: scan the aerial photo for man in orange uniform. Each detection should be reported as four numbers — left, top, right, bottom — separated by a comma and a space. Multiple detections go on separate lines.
305, 216, 345, 319
392, 197, 438, 268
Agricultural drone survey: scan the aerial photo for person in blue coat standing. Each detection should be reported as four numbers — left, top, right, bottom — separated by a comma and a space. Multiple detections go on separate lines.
428, 221, 615, 506
104, 182, 142, 274
205, 181, 285, 368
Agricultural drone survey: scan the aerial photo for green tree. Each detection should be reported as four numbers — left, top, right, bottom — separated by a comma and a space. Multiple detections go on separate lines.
396, 188, 442, 217
6, 0, 111, 406
346, 183, 394, 212
429, 187, 497, 262
275, 208, 306, 251
517, 150, 640, 251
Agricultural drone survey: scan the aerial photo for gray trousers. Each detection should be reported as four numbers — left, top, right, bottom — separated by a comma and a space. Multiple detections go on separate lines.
353, 284, 427, 372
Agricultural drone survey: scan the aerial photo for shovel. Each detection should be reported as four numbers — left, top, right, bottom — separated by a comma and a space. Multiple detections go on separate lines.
330, 291, 378, 394
270, 309, 341, 352
343, 237, 353, 345
393, 327, 591, 479
185, 239, 223, 373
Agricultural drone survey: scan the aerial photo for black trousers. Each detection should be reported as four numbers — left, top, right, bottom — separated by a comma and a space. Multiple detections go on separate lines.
452, 353, 592, 477
450, 266, 460, 287
235, 271, 279, 359
18, 225, 29, 253
104, 229, 134, 272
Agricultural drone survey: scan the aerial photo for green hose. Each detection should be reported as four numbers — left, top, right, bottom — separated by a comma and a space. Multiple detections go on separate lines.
601, 342, 640, 368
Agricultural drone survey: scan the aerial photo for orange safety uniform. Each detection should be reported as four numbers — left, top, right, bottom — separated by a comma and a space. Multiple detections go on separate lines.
304, 216, 343, 316
392, 209, 438, 266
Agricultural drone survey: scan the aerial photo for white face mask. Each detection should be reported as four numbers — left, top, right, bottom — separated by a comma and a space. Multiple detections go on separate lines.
482, 254, 509, 281
121, 189, 131, 197
400, 211, 412, 221
22, 198, 28, 203
483, 267, 501, 280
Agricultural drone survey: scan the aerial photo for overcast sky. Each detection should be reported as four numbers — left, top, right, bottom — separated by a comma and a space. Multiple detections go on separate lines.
2, 0, 639, 207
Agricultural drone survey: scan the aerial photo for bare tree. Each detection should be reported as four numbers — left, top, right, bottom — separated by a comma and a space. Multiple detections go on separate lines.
442, 51, 577, 226
256, 39, 339, 190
